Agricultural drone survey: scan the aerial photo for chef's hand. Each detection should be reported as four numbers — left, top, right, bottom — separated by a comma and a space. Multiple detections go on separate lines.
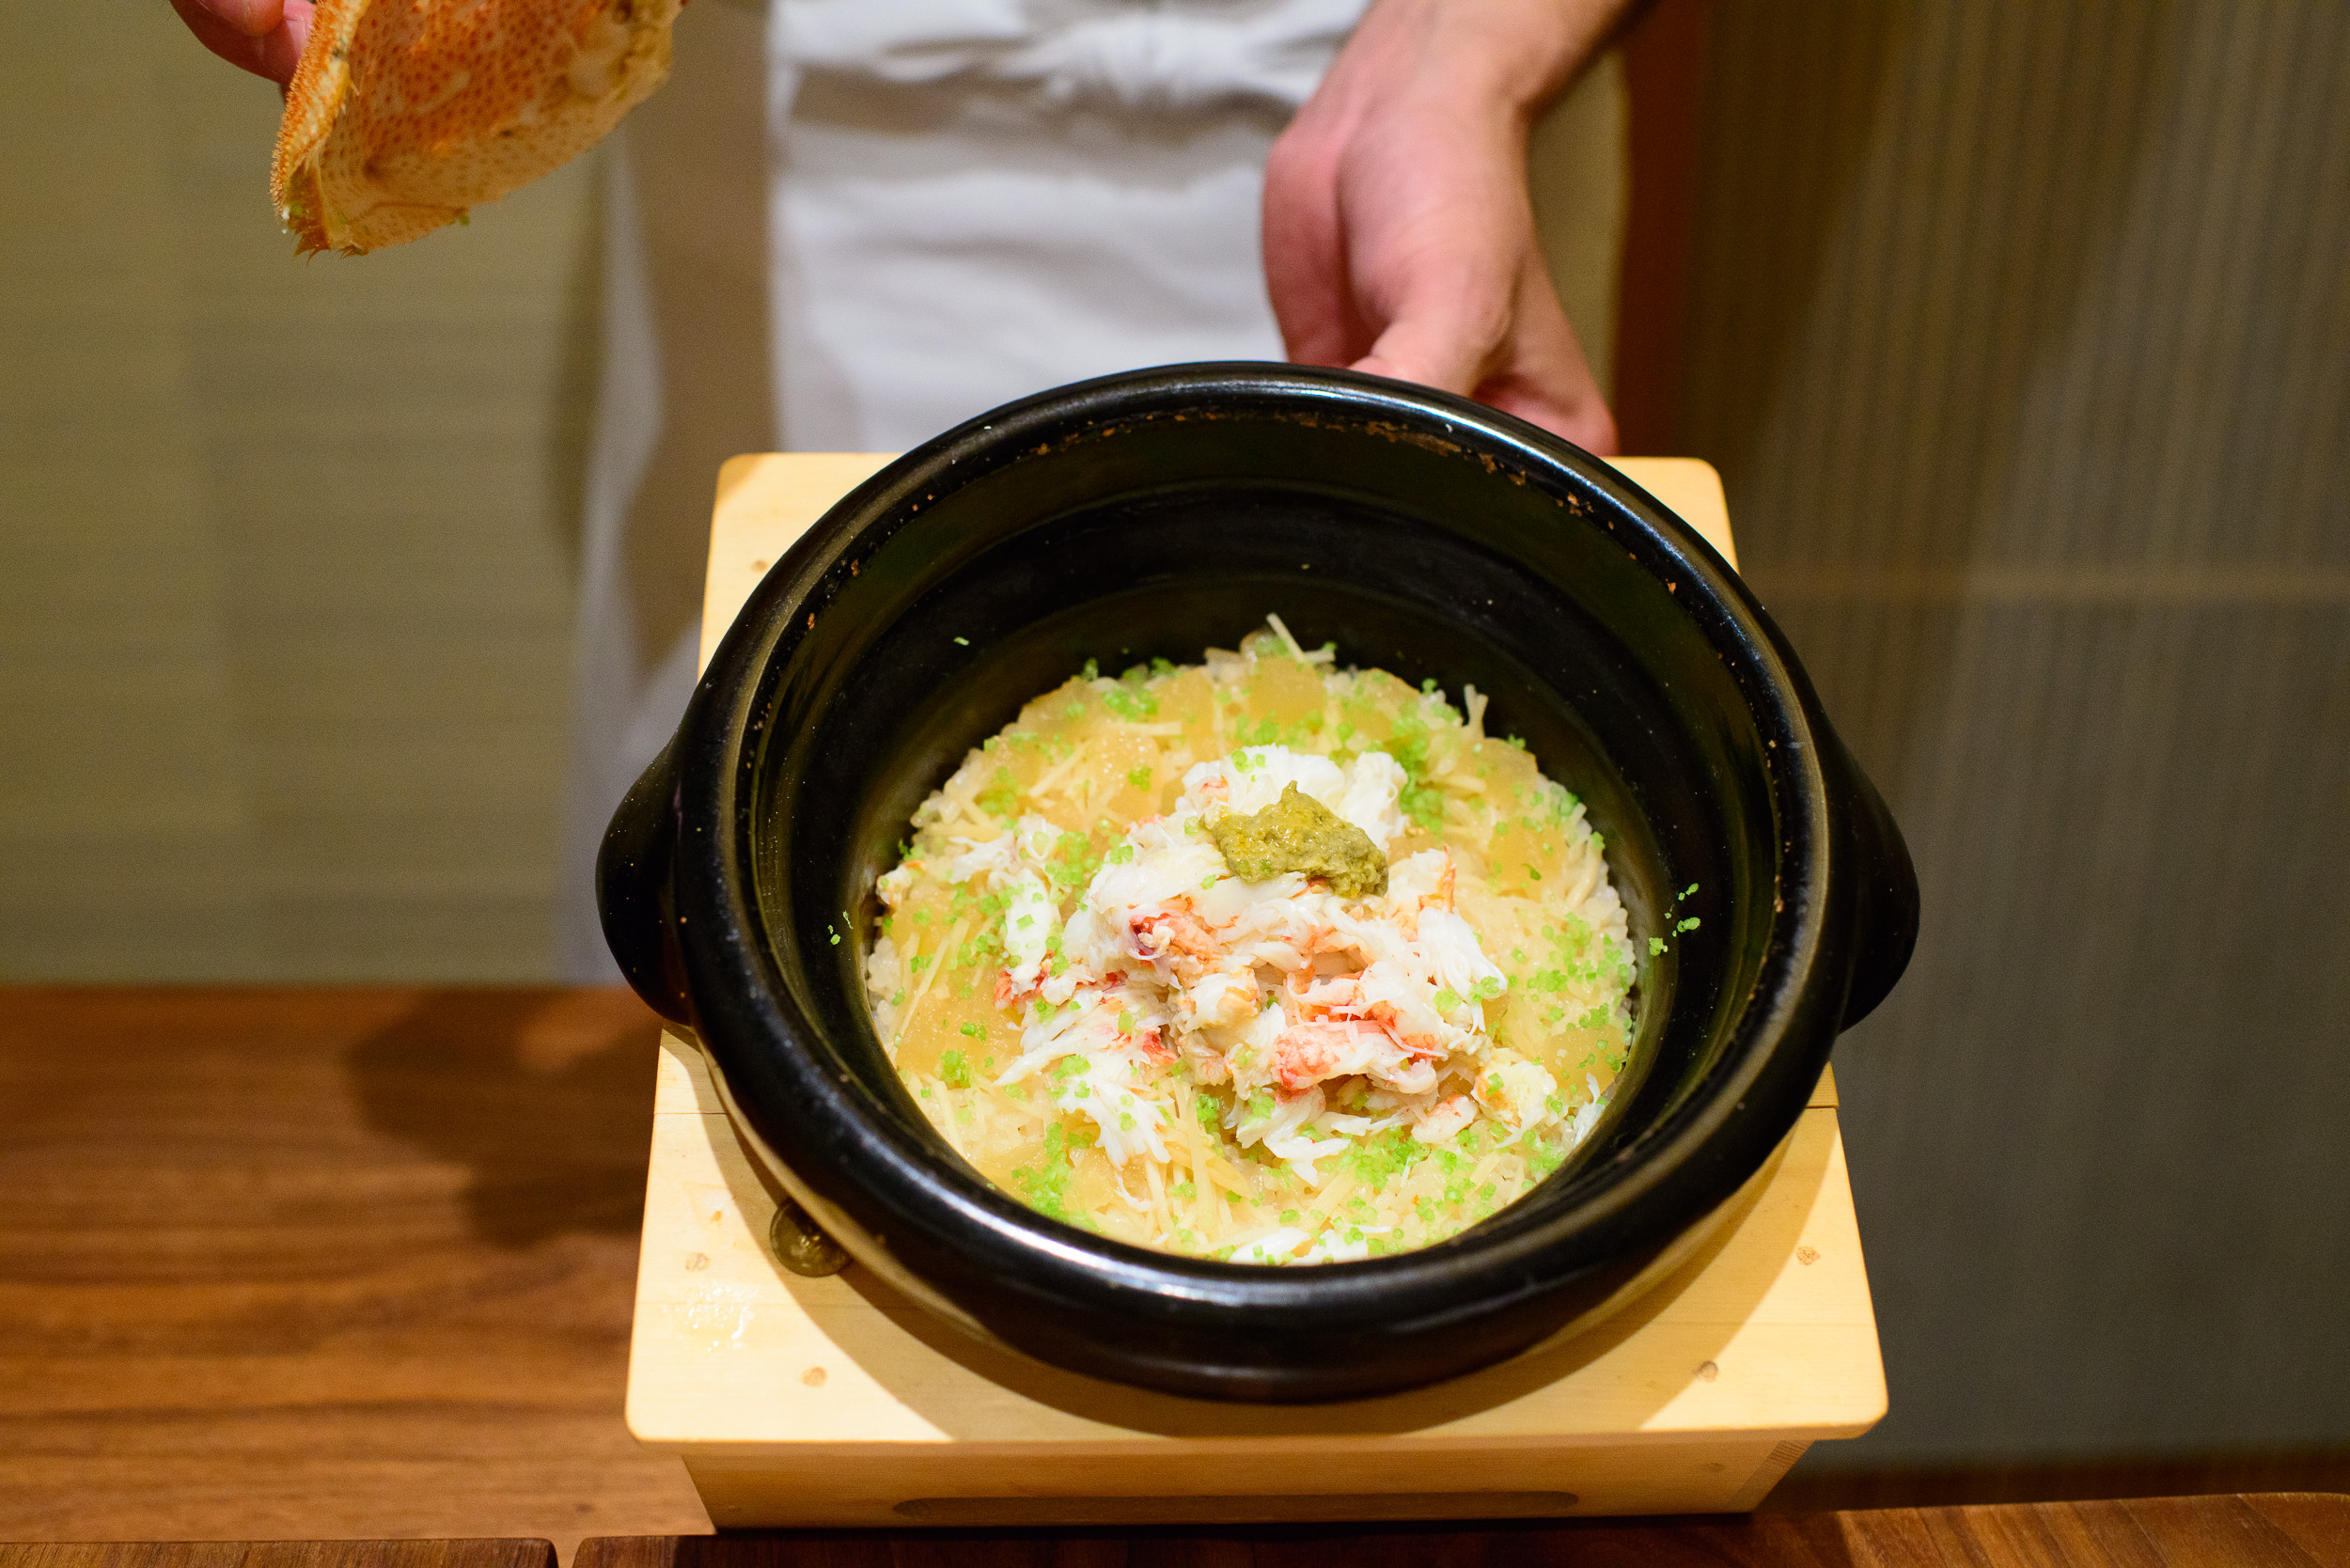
1265, 0, 1624, 452
169, 0, 309, 86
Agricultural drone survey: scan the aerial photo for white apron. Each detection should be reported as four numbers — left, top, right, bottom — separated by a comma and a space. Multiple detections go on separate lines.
557, 0, 1371, 980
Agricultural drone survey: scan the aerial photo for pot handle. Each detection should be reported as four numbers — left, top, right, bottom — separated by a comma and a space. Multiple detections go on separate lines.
1837, 741, 1920, 1030
597, 734, 694, 1025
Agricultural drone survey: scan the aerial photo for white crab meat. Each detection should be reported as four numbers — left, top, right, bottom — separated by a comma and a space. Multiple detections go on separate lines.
1179, 745, 1407, 851
988, 748, 1512, 1184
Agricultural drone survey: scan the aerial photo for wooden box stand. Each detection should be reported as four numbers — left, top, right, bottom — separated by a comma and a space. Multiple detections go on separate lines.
626, 455, 1885, 1528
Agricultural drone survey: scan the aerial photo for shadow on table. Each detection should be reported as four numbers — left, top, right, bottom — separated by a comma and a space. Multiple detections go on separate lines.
346, 988, 667, 1247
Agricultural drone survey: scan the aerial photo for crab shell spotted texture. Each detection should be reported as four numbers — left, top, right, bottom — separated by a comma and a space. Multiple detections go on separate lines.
271, 0, 682, 255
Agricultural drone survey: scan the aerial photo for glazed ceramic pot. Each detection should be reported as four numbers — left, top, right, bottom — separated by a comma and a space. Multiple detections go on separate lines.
600, 363, 1918, 1403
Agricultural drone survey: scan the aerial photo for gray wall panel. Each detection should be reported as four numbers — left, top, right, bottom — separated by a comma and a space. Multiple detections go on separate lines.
1685, 1, 2350, 1463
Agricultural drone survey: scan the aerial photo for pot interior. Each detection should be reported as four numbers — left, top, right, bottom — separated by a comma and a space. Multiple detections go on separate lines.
733, 400, 1795, 1244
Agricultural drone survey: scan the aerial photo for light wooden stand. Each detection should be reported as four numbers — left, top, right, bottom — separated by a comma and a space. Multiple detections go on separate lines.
625, 455, 1885, 1528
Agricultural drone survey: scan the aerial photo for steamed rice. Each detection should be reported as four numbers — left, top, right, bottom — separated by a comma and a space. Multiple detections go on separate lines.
862, 619, 1637, 1264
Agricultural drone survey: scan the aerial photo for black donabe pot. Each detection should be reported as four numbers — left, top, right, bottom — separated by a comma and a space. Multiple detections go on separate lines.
601, 364, 1917, 1404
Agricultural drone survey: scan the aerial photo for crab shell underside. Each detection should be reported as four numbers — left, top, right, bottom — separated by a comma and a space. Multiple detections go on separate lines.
271, 0, 681, 255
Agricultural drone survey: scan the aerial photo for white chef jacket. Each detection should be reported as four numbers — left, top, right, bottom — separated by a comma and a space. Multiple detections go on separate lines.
556, 0, 1623, 980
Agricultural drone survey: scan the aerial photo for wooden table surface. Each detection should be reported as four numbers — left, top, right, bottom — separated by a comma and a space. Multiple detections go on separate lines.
0, 989, 712, 1560
6, 1502, 2349, 1568
5, 989, 2344, 1567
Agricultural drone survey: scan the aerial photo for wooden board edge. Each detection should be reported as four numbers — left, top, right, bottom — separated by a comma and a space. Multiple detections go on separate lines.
1606, 456, 1735, 570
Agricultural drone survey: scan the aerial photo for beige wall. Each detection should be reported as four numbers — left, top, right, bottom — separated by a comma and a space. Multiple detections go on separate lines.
1, 4, 598, 978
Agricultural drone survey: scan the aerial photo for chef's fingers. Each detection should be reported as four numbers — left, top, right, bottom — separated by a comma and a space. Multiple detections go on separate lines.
1471, 258, 1618, 452
1355, 252, 1616, 453
1349, 245, 1512, 400
169, 0, 307, 86
1263, 126, 1368, 368
189, 0, 283, 32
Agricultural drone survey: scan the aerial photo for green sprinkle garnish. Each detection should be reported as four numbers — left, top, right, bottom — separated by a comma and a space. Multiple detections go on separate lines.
1104, 686, 1158, 722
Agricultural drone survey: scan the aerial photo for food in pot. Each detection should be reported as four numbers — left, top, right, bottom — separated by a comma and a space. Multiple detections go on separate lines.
863, 619, 1637, 1264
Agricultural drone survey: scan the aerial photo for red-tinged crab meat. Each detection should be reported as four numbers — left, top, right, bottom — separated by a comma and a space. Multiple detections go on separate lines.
1128, 907, 1223, 967
1290, 973, 1363, 1013
1272, 1019, 1398, 1092
1304, 925, 1362, 957
1180, 1039, 1234, 1085
1414, 1094, 1478, 1145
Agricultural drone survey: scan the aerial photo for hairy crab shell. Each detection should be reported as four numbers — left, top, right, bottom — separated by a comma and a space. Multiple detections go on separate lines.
271, 0, 682, 255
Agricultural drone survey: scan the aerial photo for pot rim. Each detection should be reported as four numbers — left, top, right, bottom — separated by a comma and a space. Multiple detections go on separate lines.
665, 363, 1847, 1336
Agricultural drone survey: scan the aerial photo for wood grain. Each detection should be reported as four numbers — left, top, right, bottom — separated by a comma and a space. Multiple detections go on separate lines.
1771, 1450, 2350, 1514
0, 990, 711, 1561
571, 1494, 2350, 1567
3, 991, 2340, 1564
0, 1547, 556, 1568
